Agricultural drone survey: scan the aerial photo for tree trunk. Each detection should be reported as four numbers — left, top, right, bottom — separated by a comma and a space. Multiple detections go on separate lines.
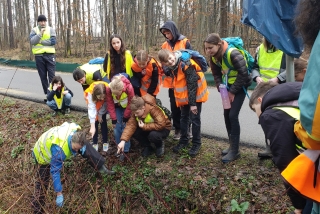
112, 0, 117, 34
66, 0, 72, 56
46, 0, 52, 27
7, 0, 14, 48
220, 0, 228, 37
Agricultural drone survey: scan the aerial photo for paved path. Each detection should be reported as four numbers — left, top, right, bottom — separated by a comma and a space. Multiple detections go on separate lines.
0, 65, 265, 148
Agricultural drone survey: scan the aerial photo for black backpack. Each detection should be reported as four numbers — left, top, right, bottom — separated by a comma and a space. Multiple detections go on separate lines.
155, 98, 172, 121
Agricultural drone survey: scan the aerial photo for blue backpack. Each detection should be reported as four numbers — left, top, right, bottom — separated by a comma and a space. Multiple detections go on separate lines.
222, 37, 254, 74
180, 49, 208, 72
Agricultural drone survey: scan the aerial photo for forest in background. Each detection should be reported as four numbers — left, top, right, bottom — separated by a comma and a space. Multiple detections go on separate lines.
0, 0, 261, 62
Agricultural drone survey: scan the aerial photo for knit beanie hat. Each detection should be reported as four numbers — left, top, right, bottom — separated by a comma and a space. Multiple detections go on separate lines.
37, 15, 47, 22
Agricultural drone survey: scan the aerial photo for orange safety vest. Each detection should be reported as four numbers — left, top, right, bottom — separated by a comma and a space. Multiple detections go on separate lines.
173, 59, 209, 107
281, 149, 320, 203
84, 81, 109, 120
161, 38, 189, 88
131, 58, 162, 96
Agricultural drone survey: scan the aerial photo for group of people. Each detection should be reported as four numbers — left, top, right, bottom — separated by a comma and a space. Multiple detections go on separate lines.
29, 2, 318, 211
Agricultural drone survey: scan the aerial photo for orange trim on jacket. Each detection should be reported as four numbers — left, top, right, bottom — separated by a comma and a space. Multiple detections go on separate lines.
173, 60, 209, 107
131, 58, 162, 96
161, 38, 189, 88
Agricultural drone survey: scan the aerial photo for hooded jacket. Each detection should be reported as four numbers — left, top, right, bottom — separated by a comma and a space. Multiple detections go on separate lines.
120, 94, 172, 142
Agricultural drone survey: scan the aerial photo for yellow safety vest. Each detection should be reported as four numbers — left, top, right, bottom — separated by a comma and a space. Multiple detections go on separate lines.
33, 122, 80, 165
32, 26, 55, 54
48, 84, 65, 109
106, 50, 133, 79
112, 92, 128, 108
258, 44, 283, 82
136, 106, 166, 123
79, 63, 107, 86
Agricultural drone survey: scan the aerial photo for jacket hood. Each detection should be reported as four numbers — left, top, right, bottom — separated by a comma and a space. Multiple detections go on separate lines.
159, 21, 186, 44
261, 82, 302, 113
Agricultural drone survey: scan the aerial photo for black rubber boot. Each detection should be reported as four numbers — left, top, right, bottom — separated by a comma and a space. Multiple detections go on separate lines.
221, 134, 231, 155
98, 165, 115, 175
258, 139, 272, 158
222, 135, 240, 163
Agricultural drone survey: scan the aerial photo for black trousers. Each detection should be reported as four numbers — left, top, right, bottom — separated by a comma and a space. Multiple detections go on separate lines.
133, 127, 170, 148
35, 54, 56, 95
93, 114, 108, 144
31, 143, 105, 213
169, 88, 181, 130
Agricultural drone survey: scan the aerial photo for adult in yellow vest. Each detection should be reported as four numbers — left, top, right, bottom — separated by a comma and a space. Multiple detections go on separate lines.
117, 94, 172, 158
204, 33, 252, 163
159, 21, 192, 140
29, 15, 56, 101
73, 62, 109, 91
102, 34, 133, 81
31, 122, 114, 213
158, 49, 209, 158
249, 82, 312, 214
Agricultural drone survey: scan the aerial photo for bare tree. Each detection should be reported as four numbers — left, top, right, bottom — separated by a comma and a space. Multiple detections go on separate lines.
7, 0, 14, 48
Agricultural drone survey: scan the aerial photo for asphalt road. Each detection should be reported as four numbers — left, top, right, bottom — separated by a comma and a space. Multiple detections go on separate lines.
0, 65, 265, 148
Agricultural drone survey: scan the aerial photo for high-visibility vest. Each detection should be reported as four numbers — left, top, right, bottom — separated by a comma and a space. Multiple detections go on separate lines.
105, 50, 133, 79
173, 59, 209, 107
112, 92, 128, 108
211, 47, 248, 85
32, 26, 55, 54
131, 58, 162, 96
281, 149, 320, 203
84, 81, 109, 115
79, 63, 107, 86
136, 106, 166, 123
48, 84, 65, 109
161, 38, 189, 88
33, 122, 80, 165
257, 44, 283, 82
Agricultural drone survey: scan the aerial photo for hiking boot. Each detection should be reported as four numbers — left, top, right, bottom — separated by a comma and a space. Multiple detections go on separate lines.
155, 143, 165, 158
172, 142, 188, 153
173, 129, 181, 140
188, 144, 201, 157
142, 147, 153, 157
98, 165, 115, 175
222, 135, 240, 163
65, 107, 71, 115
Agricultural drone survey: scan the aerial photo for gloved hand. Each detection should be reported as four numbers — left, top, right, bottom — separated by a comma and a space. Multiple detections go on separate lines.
122, 117, 129, 123
56, 194, 64, 207
180, 51, 191, 61
79, 145, 86, 155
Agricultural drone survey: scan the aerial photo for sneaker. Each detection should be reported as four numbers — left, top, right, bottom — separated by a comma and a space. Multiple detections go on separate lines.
173, 129, 181, 140
142, 147, 153, 157
155, 144, 165, 157
188, 144, 201, 157
93, 144, 98, 151
65, 107, 71, 115
172, 143, 188, 153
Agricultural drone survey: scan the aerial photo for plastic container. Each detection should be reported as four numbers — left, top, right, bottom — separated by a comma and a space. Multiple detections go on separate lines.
219, 84, 231, 109
103, 143, 109, 152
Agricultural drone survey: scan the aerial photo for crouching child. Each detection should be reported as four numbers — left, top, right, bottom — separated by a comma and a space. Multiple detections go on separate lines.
117, 94, 171, 158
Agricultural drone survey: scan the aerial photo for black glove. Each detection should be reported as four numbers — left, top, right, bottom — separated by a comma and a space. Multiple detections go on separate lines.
112, 120, 117, 125
122, 117, 129, 123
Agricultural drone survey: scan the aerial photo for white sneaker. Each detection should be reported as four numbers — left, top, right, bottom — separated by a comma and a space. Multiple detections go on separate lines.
93, 144, 98, 151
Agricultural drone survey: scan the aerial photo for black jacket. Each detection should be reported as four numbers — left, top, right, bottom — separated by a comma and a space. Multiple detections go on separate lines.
259, 82, 305, 209
47, 85, 74, 101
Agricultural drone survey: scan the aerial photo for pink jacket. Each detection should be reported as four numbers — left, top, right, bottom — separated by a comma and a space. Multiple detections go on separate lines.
106, 76, 135, 124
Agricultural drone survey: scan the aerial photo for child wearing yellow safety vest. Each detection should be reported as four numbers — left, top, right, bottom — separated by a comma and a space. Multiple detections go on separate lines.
204, 33, 252, 163
106, 75, 135, 161
46, 76, 73, 116
249, 82, 312, 214
117, 94, 171, 158
31, 122, 114, 213
158, 49, 209, 158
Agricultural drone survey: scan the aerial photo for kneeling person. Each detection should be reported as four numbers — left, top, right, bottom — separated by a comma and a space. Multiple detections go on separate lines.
117, 94, 171, 157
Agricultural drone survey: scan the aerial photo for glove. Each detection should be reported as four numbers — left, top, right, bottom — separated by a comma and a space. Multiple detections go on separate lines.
122, 117, 129, 123
112, 120, 117, 125
79, 145, 86, 155
181, 51, 191, 61
56, 194, 64, 207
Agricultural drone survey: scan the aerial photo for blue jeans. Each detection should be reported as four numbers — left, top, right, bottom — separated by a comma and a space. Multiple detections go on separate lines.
114, 107, 130, 152
46, 93, 72, 110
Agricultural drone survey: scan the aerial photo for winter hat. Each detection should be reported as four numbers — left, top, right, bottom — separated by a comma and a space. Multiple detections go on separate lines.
37, 15, 47, 22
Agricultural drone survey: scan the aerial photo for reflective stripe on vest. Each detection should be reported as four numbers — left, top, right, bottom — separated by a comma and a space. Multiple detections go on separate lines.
112, 92, 128, 108
49, 84, 65, 109
79, 63, 107, 86
173, 60, 209, 107
136, 106, 166, 123
33, 122, 80, 165
258, 44, 283, 81
106, 50, 133, 79
281, 149, 320, 203
161, 38, 189, 88
273, 107, 300, 120
32, 26, 55, 54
